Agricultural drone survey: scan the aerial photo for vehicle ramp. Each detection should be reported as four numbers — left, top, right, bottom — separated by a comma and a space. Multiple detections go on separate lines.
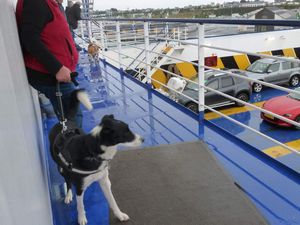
109, 141, 268, 225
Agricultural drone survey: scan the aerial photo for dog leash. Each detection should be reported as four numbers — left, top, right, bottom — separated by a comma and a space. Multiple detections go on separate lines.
54, 73, 110, 175
56, 72, 79, 133
73, 32, 90, 44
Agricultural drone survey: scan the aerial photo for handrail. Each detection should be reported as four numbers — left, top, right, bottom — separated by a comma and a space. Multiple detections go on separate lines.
84, 18, 300, 27
126, 27, 167, 71
102, 51, 300, 155
86, 17, 300, 158
123, 43, 300, 96
109, 42, 300, 99
90, 20, 179, 71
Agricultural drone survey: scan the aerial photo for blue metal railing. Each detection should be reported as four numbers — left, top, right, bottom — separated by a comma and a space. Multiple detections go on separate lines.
85, 17, 300, 27
80, 17, 300, 156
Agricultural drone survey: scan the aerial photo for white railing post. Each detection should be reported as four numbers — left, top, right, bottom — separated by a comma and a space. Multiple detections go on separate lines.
198, 23, 205, 118
116, 21, 122, 70
177, 27, 180, 45
144, 21, 151, 85
88, 20, 92, 40
133, 22, 137, 44
99, 21, 106, 60
166, 22, 169, 37
173, 28, 175, 39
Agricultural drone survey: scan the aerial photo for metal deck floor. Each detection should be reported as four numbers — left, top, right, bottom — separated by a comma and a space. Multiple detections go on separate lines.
43, 52, 300, 225
109, 141, 267, 225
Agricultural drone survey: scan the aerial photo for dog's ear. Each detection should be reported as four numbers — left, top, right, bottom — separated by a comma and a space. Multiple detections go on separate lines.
101, 114, 114, 127
102, 114, 114, 120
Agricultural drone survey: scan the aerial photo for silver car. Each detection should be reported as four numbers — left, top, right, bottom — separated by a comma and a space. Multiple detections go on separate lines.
177, 70, 252, 112
244, 58, 300, 92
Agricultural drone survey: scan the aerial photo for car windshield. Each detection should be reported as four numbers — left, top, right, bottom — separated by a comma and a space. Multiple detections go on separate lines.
186, 71, 224, 90
246, 61, 270, 73
288, 88, 300, 100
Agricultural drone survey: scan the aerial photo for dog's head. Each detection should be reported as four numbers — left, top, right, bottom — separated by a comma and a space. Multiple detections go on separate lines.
88, 38, 102, 57
88, 43, 100, 57
91, 115, 144, 148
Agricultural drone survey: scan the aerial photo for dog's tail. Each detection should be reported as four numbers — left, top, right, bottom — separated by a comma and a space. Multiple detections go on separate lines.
66, 89, 93, 120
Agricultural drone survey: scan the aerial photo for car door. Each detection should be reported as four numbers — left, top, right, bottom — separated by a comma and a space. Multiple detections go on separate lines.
280, 61, 292, 83
220, 76, 235, 103
205, 78, 220, 106
264, 62, 280, 83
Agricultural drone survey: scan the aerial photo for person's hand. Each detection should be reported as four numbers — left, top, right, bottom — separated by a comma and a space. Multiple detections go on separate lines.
55, 66, 71, 83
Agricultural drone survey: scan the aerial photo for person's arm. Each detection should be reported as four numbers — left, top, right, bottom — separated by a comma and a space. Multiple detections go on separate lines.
20, 0, 62, 75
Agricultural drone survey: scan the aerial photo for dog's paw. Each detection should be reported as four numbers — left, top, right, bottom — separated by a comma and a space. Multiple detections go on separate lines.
78, 214, 88, 225
115, 212, 130, 222
64, 190, 73, 204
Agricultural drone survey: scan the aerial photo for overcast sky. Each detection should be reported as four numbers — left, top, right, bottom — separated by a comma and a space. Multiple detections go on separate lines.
92, 0, 265, 11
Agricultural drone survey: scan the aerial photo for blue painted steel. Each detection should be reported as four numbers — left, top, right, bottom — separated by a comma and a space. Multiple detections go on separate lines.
43, 51, 300, 225
203, 121, 300, 225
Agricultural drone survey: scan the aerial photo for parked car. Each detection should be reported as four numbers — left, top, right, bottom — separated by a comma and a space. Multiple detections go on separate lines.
261, 87, 300, 128
176, 69, 252, 113
244, 58, 300, 92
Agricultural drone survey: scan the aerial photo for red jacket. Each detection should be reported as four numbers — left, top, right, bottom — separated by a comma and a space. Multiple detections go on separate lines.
16, 0, 78, 74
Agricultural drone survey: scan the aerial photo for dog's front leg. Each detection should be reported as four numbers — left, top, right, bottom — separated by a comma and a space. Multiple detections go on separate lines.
76, 191, 88, 225
98, 168, 129, 221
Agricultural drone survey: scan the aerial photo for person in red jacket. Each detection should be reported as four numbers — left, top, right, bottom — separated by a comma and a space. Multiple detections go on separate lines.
16, 0, 82, 126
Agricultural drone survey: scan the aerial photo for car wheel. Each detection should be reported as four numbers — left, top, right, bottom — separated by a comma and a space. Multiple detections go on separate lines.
235, 92, 249, 107
289, 75, 299, 87
295, 116, 300, 130
253, 83, 263, 93
185, 102, 198, 113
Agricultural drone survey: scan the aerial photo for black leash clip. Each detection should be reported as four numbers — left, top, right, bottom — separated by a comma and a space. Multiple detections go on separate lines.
71, 72, 79, 86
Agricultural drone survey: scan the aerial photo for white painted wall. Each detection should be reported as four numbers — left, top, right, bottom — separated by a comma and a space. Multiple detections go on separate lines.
0, 0, 53, 224
179, 29, 300, 61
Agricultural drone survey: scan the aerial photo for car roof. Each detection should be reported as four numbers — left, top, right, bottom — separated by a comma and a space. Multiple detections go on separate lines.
255, 58, 277, 64
255, 57, 297, 64
205, 69, 244, 80
189, 69, 246, 82
205, 70, 227, 80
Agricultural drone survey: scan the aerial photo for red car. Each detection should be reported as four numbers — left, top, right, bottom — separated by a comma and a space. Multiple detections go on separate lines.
261, 87, 300, 128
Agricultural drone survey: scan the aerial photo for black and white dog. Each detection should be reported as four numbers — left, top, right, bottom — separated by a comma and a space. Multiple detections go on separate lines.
49, 89, 144, 225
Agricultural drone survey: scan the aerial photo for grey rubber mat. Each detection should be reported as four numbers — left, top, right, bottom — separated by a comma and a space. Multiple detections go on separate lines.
109, 141, 268, 225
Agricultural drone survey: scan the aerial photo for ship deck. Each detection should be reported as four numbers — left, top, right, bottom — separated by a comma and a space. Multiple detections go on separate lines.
43, 51, 300, 225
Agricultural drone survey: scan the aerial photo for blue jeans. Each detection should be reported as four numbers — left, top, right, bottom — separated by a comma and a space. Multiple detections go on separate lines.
30, 81, 83, 127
